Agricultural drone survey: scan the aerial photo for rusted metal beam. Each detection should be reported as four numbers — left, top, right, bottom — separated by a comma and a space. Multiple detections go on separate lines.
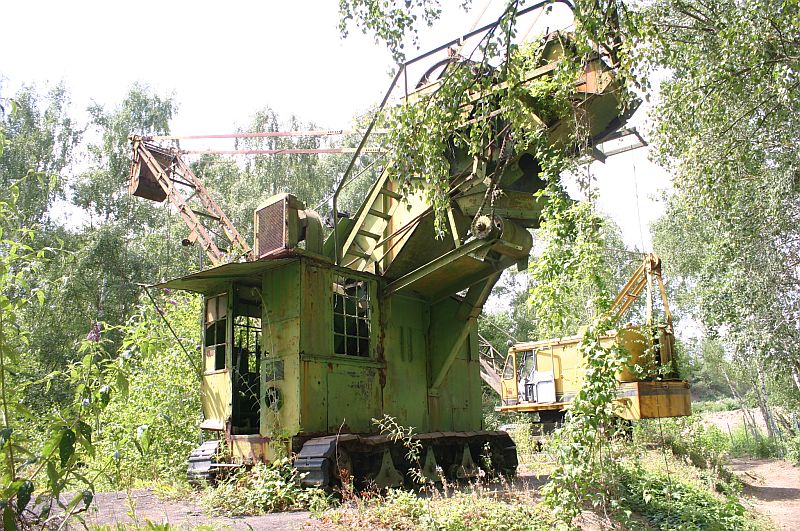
430, 271, 502, 392
133, 141, 226, 265
146, 129, 389, 141
180, 147, 386, 155
130, 138, 254, 265
172, 155, 252, 259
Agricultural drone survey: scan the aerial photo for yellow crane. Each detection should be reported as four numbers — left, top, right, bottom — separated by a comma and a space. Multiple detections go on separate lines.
497, 254, 691, 424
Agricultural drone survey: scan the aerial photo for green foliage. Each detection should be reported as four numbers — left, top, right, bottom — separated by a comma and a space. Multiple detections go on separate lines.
372, 414, 426, 484
202, 459, 332, 516
385, 24, 582, 236
504, 416, 542, 468
318, 488, 554, 530
692, 398, 739, 414
196, 107, 343, 239
23, 84, 191, 387
0, 84, 79, 229
727, 426, 784, 460
640, 412, 787, 469
0, 187, 131, 529
541, 315, 631, 525
645, 0, 800, 423
528, 201, 616, 338
75, 83, 175, 222
338, 0, 458, 63
637, 417, 729, 475
784, 433, 800, 464
618, 464, 757, 530
91, 291, 201, 489
343, 1, 641, 236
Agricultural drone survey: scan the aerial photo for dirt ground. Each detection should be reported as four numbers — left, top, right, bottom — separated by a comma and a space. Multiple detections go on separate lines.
703, 407, 770, 434
82, 474, 548, 530
731, 457, 800, 530
80, 460, 800, 530
83, 489, 311, 530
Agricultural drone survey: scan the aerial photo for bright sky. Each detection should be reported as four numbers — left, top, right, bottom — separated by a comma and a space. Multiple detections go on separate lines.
1, 0, 670, 250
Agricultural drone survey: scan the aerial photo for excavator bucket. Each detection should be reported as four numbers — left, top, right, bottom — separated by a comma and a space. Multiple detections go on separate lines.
128, 145, 170, 202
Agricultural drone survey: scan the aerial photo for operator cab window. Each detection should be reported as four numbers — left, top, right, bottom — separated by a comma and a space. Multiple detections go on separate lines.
332, 276, 371, 357
204, 294, 227, 371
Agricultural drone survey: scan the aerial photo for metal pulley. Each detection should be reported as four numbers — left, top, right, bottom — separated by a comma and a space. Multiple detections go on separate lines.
471, 214, 499, 239
471, 214, 533, 261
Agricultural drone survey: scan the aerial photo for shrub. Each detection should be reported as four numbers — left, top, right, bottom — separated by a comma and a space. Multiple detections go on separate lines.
636, 416, 729, 474
318, 489, 554, 530
727, 425, 783, 459
692, 398, 739, 414
619, 465, 758, 530
89, 291, 202, 490
785, 433, 800, 464
202, 459, 331, 516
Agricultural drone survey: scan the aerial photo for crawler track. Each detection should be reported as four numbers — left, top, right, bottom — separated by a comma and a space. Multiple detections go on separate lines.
293, 430, 517, 488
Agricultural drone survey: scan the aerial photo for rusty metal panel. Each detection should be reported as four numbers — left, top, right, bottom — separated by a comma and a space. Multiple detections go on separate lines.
426, 297, 482, 432
129, 148, 169, 202
262, 263, 301, 323
300, 263, 332, 356
255, 199, 289, 257
382, 295, 430, 432
299, 360, 327, 433
326, 363, 381, 433
261, 365, 300, 437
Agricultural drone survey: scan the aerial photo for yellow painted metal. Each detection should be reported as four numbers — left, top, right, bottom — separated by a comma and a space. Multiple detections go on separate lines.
497, 326, 685, 418
616, 381, 692, 420
498, 253, 690, 422
497, 378, 692, 421
201, 370, 231, 426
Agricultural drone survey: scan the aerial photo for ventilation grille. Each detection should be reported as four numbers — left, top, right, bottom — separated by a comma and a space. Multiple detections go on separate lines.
255, 200, 287, 258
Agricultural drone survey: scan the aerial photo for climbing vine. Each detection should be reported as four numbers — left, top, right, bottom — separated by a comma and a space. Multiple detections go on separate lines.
341, 0, 645, 525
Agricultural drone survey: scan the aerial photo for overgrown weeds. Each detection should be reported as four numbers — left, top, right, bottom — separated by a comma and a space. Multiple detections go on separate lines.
727, 425, 785, 460
618, 464, 759, 530
317, 488, 555, 530
201, 458, 332, 516
637, 414, 787, 467
637, 416, 730, 474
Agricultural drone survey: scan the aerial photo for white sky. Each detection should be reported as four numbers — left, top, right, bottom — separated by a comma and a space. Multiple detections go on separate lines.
1, 0, 670, 250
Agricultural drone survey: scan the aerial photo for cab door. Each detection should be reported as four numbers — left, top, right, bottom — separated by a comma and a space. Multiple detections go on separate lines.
500, 352, 518, 406
200, 293, 232, 430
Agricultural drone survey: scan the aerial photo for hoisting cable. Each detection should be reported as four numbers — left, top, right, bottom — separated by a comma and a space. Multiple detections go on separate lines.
632, 159, 647, 252
139, 284, 202, 379
477, 315, 519, 343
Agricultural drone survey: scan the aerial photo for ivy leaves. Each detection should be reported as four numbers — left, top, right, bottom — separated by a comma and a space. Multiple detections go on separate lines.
338, 0, 460, 63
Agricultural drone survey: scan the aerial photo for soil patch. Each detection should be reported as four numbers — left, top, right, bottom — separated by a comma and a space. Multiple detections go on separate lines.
703, 408, 769, 434
730, 458, 800, 530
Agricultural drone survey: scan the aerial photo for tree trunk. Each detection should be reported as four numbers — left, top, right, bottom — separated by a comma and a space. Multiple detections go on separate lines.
792, 363, 800, 394
722, 366, 760, 439
755, 357, 778, 439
